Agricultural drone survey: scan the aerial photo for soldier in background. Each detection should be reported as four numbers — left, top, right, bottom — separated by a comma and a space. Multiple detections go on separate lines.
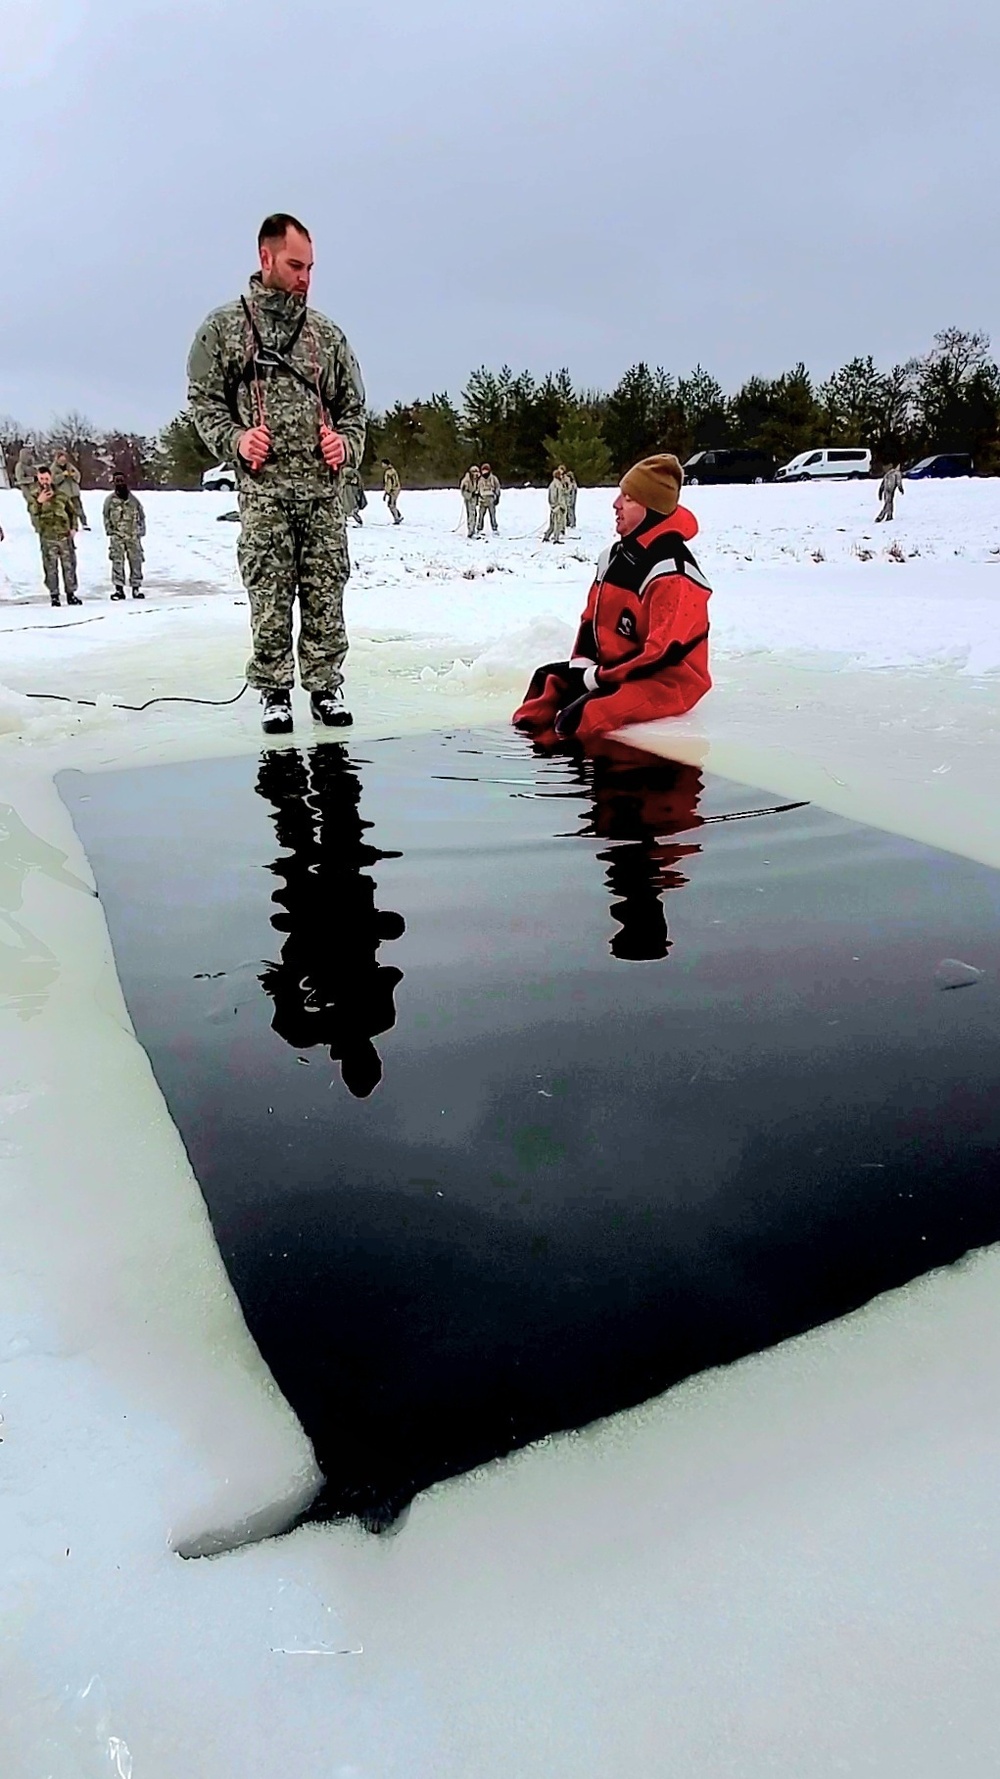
103, 473, 147, 599
382, 459, 403, 525
14, 444, 37, 501
475, 463, 501, 535
544, 467, 569, 543
876, 463, 904, 522
564, 465, 579, 529
187, 211, 367, 735
51, 449, 90, 529
460, 465, 480, 537
27, 466, 81, 606
340, 464, 367, 526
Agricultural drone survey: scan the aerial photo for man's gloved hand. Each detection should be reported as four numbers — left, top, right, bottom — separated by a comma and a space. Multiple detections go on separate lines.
238, 426, 271, 471
319, 426, 347, 471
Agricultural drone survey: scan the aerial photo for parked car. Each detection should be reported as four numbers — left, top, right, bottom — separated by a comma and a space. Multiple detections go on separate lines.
904, 453, 974, 480
202, 462, 238, 493
775, 448, 872, 482
683, 448, 776, 485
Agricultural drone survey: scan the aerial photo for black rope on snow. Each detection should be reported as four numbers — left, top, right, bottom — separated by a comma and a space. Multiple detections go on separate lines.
24, 683, 250, 713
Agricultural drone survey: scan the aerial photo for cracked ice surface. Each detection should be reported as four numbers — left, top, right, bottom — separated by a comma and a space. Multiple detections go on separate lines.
3, 483, 1000, 1776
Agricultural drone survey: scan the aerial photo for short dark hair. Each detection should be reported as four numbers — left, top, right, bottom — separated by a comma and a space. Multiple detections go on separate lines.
258, 212, 311, 250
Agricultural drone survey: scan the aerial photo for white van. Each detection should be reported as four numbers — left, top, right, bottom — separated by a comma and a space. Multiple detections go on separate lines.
775, 448, 872, 482
201, 462, 238, 492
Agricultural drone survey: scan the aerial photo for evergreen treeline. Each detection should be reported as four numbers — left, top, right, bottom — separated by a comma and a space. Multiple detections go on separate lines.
3, 328, 997, 491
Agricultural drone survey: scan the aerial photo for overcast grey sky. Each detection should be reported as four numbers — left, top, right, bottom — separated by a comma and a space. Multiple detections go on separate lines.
1, 0, 997, 432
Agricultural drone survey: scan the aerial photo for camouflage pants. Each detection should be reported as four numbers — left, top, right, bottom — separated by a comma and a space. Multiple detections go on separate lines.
476, 497, 498, 534
566, 493, 577, 527
544, 505, 567, 543
109, 537, 144, 589
238, 494, 350, 692
39, 534, 78, 598
385, 491, 402, 524
70, 494, 89, 529
463, 496, 477, 537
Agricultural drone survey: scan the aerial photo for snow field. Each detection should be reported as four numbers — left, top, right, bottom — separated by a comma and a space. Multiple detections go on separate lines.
3, 478, 1000, 1775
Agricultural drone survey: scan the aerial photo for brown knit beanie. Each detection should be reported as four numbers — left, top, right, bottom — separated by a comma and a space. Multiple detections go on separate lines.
620, 453, 684, 515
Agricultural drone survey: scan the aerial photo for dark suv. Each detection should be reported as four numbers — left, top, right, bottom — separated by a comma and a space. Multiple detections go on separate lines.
904, 454, 974, 480
683, 448, 776, 485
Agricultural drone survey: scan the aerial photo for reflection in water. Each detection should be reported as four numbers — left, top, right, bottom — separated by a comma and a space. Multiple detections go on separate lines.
255, 747, 405, 1099
562, 742, 704, 961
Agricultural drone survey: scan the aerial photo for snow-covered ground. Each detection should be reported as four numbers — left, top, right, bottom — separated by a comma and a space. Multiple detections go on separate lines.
3, 479, 1000, 1776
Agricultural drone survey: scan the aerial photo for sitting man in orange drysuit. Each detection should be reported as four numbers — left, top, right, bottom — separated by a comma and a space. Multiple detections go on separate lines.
513, 453, 711, 745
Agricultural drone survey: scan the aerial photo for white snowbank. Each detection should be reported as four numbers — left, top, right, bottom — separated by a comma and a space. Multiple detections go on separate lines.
4, 479, 1000, 1777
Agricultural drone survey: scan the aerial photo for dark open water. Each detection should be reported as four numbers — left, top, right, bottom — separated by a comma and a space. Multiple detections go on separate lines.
60, 731, 1000, 1528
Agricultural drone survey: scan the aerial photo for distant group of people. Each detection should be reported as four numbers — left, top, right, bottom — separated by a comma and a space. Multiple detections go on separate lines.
11, 443, 146, 606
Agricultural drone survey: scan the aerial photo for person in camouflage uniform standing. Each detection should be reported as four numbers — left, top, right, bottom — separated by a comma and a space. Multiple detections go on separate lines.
103, 473, 146, 598
563, 465, 579, 529
187, 212, 367, 734
14, 445, 37, 502
341, 464, 367, 526
474, 463, 501, 535
544, 468, 569, 543
51, 449, 90, 530
382, 460, 403, 525
27, 467, 81, 606
460, 465, 480, 537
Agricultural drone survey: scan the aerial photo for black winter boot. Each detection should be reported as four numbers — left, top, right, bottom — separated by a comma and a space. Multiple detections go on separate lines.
66, 593, 82, 605
111, 587, 126, 601
310, 688, 353, 727
261, 689, 294, 735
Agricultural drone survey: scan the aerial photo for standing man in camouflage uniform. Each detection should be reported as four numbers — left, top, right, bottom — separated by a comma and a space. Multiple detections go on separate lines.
103, 473, 146, 599
382, 460, 403, 525
14, 445, 37, 502
876, 463, 904, 522
341, 464, 367, 526
460, 465, 480, 537
187, 212, 366, 735
564, 465, 579, 529
544, 468, 569, 543
27, 467, 81, 606
474, 463, 501, 535
51, 449, 90, 530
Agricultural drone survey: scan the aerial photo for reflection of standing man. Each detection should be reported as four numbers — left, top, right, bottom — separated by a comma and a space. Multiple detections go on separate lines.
256, 746, 406, 1099
186, 211, 367, 736
580, 744, 704, 961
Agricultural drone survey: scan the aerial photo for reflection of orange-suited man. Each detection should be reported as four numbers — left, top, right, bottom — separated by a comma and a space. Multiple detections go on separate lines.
574, 741, 704, 961
255, 745, 405, 1098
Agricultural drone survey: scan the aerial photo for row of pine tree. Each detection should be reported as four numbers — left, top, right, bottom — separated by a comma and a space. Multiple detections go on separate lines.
3, 329, 997, 490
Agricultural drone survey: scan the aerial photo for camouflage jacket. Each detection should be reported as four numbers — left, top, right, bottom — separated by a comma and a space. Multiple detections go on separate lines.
14, 448, 37, 492
27, 489, 75, 537
103, 491, 146, 541
476, 471, 500, 503
548, 476, 569, 510
186, 273, 367, 501
383, 465, 401, 495
460, 470, 479, 498
50, 459, 82, 500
